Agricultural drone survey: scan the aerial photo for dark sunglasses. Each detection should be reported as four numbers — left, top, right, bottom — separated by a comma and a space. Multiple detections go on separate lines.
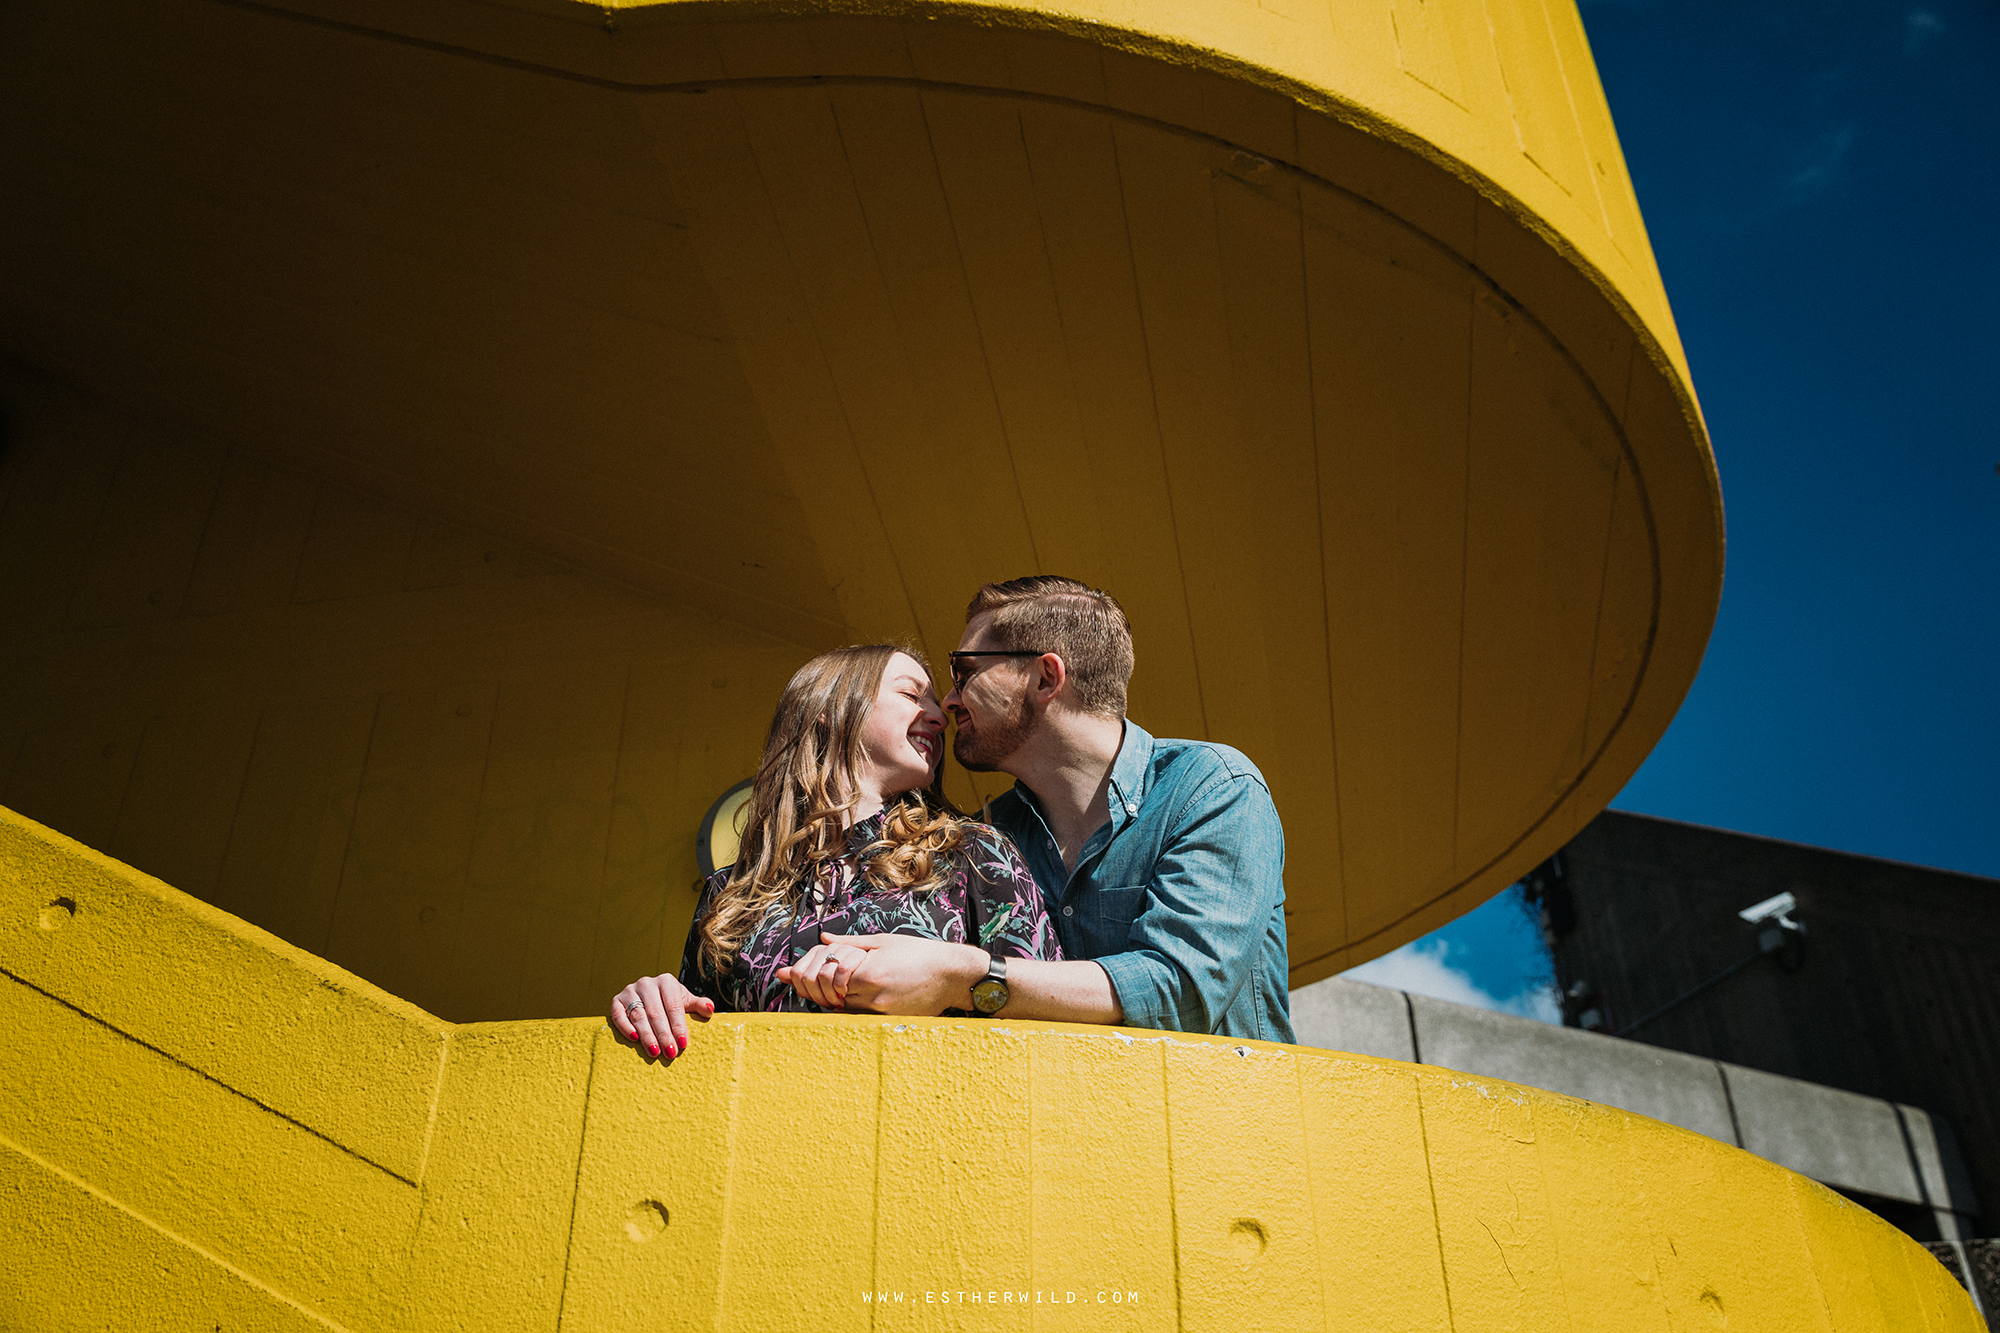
946, 649, 1049, 692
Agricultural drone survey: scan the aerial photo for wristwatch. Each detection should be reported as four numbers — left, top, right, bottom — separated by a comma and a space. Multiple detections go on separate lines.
969, 954, 1009, 1016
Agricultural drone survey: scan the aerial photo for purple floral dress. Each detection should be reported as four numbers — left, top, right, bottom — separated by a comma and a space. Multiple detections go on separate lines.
678, 814, 1061, 1016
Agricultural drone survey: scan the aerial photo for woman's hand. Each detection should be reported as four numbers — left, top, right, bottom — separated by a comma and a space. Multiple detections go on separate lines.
775, 940, 867, 1009
797, 933, 991, 1015
612, 973, 716, 1060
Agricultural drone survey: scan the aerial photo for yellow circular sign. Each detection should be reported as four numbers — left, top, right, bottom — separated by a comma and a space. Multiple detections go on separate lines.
696, 780, 754, 878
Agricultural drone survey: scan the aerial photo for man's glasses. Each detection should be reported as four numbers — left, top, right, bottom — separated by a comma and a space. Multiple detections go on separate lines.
947, 650, 1049, 693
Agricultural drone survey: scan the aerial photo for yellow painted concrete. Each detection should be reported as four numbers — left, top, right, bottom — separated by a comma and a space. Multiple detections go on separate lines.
1, 807, 1978, 1331
1, 0, 1723, 986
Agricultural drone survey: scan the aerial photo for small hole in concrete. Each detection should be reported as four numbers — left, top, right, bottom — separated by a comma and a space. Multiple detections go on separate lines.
1227, 151, 1274, 183
625, 1199, 670, 1242
1228, 1218, 1268, 1259
38, 897, 77, 931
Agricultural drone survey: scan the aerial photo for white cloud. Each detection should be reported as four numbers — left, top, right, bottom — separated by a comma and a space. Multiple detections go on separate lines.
1906, 9, 1944, 54
1342, 939, 1561, 1024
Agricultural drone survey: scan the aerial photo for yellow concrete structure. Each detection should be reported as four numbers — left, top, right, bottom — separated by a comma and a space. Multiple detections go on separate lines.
0, 0, 1894, 1327
2, 0, 1720, 994
0, 365, 809, 1024
3, 807, 1981, 1331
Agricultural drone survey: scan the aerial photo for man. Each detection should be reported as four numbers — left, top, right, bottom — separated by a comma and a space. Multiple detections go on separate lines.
784, 575, 1293, 1042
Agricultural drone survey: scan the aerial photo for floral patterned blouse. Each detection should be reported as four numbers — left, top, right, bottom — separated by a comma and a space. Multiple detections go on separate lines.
678, 813, 1061, 1016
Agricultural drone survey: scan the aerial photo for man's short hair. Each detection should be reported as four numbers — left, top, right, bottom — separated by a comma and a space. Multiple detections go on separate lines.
966, 576, 1134, 717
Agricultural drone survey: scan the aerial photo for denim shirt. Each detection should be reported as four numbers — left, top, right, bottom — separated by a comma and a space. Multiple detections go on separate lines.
986, 720, 1294, 1043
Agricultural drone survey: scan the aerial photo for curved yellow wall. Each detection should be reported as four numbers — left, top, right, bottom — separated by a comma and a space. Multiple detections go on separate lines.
0, 368, 799, 1025
0, 0, 1723, 988
3, 807, 1978, 1332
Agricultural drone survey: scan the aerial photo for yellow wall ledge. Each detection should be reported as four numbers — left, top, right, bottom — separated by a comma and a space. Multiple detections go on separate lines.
1, 805, 1979, 1332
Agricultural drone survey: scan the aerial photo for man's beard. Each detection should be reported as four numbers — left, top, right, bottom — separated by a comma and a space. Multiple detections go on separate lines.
953, 692, 1038, 772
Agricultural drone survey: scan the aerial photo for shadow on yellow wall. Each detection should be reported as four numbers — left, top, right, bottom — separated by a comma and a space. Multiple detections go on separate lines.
0, 370, 819, 1022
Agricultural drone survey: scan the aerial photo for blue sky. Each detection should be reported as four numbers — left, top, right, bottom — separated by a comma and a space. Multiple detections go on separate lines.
1345, 0, 2000, 1017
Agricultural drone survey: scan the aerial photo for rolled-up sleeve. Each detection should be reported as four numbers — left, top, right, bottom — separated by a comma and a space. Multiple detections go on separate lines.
1091, 770, 1286, 1033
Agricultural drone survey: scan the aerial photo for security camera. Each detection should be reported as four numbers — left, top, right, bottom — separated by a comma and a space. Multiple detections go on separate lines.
1739, 892, 1807, 970
1738, 891, 1801, 931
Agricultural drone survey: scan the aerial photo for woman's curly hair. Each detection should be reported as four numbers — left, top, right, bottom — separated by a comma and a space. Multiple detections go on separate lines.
694, 643, 967, 978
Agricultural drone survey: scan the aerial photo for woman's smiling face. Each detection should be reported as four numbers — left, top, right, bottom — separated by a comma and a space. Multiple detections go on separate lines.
855, 651, 947, 805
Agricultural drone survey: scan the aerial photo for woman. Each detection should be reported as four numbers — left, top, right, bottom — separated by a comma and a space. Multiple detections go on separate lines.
611, 644, 1060, 1060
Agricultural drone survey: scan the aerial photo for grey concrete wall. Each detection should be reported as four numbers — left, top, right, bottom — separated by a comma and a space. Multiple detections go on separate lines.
1725, 1065, 1918, 1203
1906, 1102, 1985, 1224
1405, 991, 1740, 1147
1291, 973, 1980, 1239
1286, 974, 1414, 1063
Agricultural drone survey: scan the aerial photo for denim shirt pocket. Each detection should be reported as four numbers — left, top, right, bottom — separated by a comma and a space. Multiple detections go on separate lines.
1093, 884, 1148, 937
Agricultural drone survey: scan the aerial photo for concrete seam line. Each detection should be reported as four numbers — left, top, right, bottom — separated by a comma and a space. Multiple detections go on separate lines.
1714, 1061, 1744, 1149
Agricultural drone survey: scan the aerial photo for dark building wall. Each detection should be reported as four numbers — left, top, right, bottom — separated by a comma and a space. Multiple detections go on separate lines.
1541, 811, 2000, 1223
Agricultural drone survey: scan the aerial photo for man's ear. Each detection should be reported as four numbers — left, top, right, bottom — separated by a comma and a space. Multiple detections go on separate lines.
1033, 652, 1068, 704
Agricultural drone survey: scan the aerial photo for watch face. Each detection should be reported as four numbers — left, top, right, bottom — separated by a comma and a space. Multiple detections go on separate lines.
970, 979, 1008, 1015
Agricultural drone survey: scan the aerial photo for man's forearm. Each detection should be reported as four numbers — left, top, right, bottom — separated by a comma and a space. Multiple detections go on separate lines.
830, 934, 1128, 1023
994, 957, 1124, 1025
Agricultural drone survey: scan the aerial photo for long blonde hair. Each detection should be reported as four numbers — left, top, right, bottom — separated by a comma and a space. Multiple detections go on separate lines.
695, 644, 968, 978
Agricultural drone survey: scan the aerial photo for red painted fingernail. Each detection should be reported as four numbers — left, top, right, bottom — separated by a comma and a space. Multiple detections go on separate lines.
648, 1044, 659, 1057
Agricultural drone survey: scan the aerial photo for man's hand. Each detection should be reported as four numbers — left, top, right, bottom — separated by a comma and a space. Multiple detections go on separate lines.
612, 972, 715, 1059
774, 938, 871, 1009
779, 932, 989, 1015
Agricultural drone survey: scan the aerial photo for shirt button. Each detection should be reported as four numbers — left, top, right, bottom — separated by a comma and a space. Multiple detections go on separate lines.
1062, 906, 1074, 917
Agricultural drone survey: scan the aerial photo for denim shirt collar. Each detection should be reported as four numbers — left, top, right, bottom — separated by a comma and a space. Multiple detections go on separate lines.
1010, 717, 1155, 856
1103, 718, 1156, 836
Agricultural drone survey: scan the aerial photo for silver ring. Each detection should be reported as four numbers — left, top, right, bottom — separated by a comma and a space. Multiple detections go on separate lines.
626, 1000, 644, 1014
